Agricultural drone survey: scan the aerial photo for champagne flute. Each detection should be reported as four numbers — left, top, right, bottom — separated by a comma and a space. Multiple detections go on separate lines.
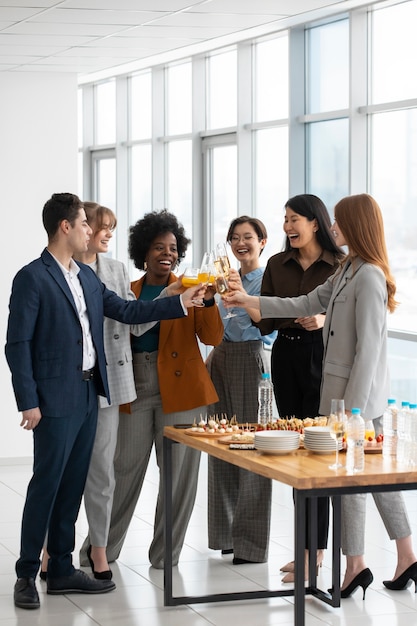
214, 243, 236, 318
193, 252, 214, 307
214, 243, 231, 277
214, 270, 237, 319
328, 399, 346, 470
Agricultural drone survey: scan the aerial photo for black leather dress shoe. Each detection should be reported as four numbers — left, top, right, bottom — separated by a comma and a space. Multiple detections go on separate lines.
47, 569, 116, 595
14, 577, 40, 609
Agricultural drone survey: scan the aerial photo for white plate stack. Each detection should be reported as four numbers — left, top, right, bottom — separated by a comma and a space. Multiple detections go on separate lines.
303, 426, 343, 454
254, 430, 300, 455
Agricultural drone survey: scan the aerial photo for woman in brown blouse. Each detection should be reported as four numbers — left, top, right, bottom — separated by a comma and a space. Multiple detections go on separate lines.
257, 194, 344, 582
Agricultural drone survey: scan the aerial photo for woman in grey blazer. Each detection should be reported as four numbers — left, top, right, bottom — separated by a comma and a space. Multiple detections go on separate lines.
225, 194, 417, 598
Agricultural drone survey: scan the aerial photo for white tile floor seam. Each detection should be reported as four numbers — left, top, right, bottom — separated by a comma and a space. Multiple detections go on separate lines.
1, 452, 416, 625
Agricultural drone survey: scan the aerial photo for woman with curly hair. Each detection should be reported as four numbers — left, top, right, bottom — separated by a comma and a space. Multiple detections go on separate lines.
102, 209, 223, 569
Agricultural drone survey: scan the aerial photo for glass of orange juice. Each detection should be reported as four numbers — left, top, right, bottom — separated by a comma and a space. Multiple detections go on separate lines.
181, 267, 200, 288
198, 252, 214, 286
182, 267, 204, 307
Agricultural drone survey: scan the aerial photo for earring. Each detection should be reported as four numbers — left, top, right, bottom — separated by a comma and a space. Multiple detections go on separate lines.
144, 261, 148, 270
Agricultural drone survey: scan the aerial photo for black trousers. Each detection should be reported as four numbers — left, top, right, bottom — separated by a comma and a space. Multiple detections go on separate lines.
271, 330, 329, 550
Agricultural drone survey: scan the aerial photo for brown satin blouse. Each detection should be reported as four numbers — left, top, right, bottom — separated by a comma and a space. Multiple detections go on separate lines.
256, 248, 341, 335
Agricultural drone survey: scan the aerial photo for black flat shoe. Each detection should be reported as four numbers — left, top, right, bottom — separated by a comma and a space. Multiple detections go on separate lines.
340, 568, 373, 599
39, 570, 47, 581
221, 549, 233, 555
47, 569, 115, 595
14, 577, 40, 609
87, 545, 113, 580
233, 557, 258, 565
383, 562, 417, 591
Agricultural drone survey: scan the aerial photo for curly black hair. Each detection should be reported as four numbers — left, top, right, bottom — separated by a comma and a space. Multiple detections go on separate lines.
129, 209, 191, 270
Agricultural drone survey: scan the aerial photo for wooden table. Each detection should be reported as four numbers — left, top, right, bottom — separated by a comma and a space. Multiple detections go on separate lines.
163, 426, 417, 626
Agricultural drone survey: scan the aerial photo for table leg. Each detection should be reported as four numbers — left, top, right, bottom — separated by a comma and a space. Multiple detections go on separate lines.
331, 495, 341, 606
294, 489, 306, 626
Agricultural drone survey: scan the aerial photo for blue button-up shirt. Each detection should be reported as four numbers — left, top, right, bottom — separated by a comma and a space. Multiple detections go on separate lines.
217, 267, 277, 345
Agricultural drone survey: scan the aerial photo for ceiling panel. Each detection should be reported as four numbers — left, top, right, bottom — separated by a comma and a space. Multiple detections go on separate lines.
0, 1, 376, 79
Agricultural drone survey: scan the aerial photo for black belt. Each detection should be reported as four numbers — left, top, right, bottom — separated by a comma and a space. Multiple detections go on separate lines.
82, 368, 95, 381
279, 329, 322, 342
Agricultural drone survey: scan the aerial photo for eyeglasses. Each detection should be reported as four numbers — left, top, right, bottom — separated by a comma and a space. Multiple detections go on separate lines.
229, 235, 259, 244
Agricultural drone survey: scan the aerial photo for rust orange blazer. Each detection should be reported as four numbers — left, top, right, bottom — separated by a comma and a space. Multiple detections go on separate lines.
121, 273, 224, 414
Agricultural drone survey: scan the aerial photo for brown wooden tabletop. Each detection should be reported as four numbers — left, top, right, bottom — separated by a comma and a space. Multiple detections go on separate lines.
164, 425, 417, 491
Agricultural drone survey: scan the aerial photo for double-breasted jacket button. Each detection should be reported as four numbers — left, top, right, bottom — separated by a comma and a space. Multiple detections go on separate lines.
330, 330, 334, 336
145, 354, 150, 360
117, 360, 124, 366
171, 351, 178, 358
113, 334, 120, 340
175, 370, 181, 377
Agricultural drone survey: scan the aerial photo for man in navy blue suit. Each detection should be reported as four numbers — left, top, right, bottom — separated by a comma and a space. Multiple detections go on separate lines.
5, 192, 203, 609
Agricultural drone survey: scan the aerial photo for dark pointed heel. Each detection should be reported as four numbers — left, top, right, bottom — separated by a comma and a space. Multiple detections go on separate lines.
86, 545, 113, 580
341, 568, 373, 600
383, 562, 417, 591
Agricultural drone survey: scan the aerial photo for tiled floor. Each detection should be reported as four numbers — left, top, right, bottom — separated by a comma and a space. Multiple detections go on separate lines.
1, 452, 416, 625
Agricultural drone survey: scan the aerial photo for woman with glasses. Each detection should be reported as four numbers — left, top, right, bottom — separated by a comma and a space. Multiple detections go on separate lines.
206, 216, 276, 564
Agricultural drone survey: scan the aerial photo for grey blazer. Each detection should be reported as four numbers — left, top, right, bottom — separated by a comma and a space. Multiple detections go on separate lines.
96, 255, 137, 408
260, 258, 389, 419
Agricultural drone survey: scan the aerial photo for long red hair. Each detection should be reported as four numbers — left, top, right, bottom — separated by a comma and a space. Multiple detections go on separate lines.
334, 194, 398, 313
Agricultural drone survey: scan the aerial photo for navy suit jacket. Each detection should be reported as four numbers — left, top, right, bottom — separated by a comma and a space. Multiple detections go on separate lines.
5, 248, 185, 417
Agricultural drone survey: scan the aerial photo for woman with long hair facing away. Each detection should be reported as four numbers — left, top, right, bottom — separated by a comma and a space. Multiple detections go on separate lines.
224, 194, 417, 597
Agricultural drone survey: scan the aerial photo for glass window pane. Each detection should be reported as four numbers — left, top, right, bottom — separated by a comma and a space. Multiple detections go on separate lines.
255, 127, 289, 259
306, 119, 349, 212
95, 157, 116, 257
95, 80, 116, 145
131, 144, 152, 223
371, 2, 417, 104
211, 144, 237, 249
255, 36, 288, 122
207, 49, 237, 129
130, 72, 152, 140
166, 62, 192, 135
167, 140, 193, 265
370, 110, 417, 332
307, 20, 349, 114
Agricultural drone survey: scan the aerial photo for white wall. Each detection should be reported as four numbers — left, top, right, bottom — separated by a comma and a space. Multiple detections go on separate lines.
0, 72, 78, 460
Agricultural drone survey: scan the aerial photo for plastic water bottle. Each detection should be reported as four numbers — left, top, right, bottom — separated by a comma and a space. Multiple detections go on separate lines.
396, 401, 409, 464
382, 398, 398, 459
258, 372, 273, 425
346, 408, 365, 472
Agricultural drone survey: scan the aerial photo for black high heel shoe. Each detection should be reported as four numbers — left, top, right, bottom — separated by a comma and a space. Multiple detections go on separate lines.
86, 545, 113, 580
383, 562, 417, 591
340, 568, 373, 599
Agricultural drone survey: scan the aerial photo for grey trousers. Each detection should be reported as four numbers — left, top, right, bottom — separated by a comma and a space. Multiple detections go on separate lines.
89, 351, 202, 569
341, 491, 412, 556
82, 403, 119, 547
206, 340, 272, 562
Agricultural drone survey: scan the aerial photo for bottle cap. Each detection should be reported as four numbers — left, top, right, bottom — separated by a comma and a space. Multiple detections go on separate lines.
401, 401, 409, 407
351, 408, 361, 414
388, 398, 396, 404
261, 372, 270, 380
